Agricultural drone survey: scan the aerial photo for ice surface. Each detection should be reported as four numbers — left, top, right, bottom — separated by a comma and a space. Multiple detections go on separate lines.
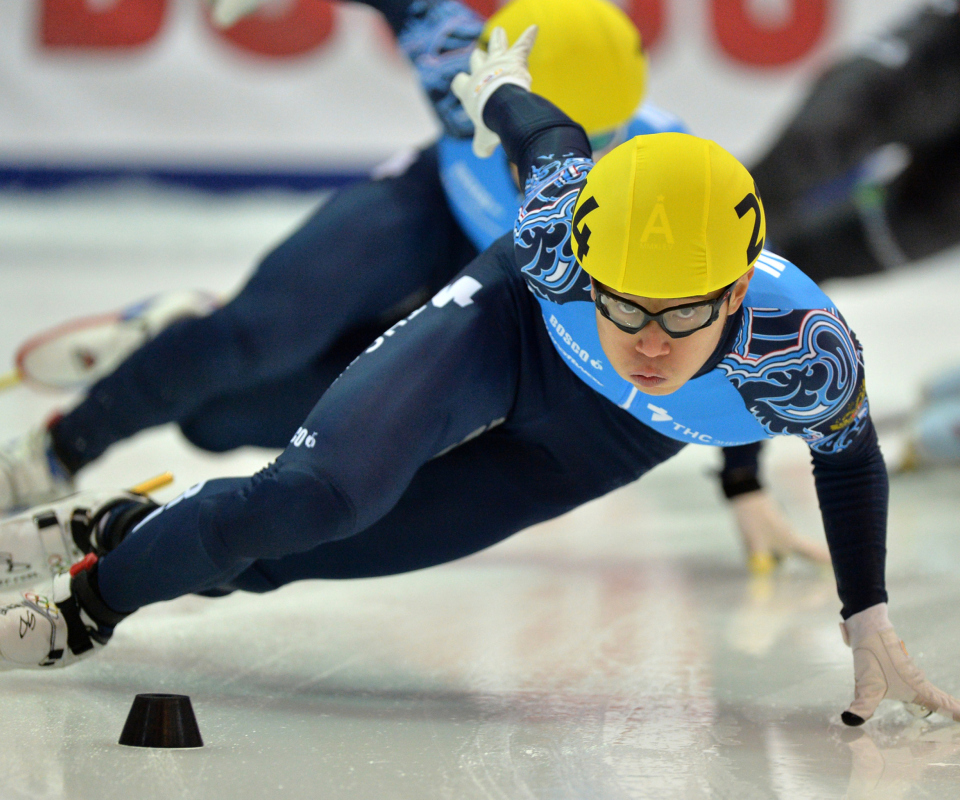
0, 187, 959, 799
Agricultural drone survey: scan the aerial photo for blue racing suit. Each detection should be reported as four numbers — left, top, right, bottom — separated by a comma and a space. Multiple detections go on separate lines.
94, 88, 889, 623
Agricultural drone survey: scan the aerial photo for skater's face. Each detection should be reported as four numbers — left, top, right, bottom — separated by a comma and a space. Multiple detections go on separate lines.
591, 270, 752, 396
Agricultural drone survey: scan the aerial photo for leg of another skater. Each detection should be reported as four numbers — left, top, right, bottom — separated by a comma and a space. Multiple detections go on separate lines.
52, 146, 477, 473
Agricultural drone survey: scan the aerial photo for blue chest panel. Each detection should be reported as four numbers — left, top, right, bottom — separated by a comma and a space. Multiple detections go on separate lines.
436, 137, 518, 249
438, 103, 689, 252
537, 294, 767, 446
624, 371, 770, 447
528, 250, 865, 451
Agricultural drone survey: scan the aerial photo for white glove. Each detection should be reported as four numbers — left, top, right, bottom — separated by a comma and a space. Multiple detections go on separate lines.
841, 603, 960, 725
729, 489, 831, 575
206, 0, 268, 28
451, 25, 538, 157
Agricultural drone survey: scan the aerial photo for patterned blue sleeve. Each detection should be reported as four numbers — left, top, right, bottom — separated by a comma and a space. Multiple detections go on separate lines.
719, 306, 870, 456
514, 156, 596, 304
397, 0, 484, 139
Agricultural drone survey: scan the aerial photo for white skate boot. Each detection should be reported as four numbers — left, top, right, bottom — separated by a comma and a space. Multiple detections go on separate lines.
0, 489, 156, 594
0, 426, 74, 513
0, 554, 123, 670
15, 289, 218, 391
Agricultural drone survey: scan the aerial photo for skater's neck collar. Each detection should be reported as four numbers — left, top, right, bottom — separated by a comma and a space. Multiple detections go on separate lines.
691, 305, 744, 380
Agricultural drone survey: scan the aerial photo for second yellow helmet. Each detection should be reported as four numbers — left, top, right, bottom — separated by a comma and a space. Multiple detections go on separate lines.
480, 0, 647, 136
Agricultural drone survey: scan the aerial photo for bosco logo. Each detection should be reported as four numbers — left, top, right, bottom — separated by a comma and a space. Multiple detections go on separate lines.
548, 315, 595, 367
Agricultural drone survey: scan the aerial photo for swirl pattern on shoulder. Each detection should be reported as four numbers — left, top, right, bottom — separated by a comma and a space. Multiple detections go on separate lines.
515, 156, 594, 303
720, 308, 868, 454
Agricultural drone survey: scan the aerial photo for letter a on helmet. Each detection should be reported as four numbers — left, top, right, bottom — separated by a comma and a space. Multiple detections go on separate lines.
572, 133, 766, 299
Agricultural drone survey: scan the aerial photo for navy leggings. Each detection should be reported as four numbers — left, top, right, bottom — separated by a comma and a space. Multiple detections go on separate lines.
53, 145, 477, 468
97, 236, 685, 612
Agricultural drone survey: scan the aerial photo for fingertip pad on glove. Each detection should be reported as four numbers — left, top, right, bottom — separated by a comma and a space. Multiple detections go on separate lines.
841, 711, 866, 727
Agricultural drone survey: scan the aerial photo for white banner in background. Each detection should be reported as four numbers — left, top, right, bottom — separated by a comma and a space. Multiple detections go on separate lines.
0, 0, 929, 177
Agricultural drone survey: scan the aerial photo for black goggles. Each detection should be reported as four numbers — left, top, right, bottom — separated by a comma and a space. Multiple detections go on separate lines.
592, 280, 735, 338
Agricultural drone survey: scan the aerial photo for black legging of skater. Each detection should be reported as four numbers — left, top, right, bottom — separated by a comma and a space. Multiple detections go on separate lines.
49, 145, 477, 470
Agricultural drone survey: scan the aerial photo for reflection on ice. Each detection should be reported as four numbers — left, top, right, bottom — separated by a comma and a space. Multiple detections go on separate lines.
844, 722, 960, 799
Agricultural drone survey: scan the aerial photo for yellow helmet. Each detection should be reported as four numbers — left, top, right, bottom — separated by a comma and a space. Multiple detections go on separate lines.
480, 0, 646, 136
572, 133, 766, 298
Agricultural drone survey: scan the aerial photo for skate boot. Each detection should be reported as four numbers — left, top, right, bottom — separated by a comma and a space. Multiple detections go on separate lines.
16, 289, 218, 391
0, 489, 157, 594
0, 425, 74, 514
0, 554, 126, 670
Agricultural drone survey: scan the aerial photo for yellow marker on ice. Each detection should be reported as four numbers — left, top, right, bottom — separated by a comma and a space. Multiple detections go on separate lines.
129, 472, 174, 496
747, 551, 778, 577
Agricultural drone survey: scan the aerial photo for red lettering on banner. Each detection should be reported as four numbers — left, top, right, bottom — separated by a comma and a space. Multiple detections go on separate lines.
41, 0, 166, 49
211, 0, 336, 58
462, 0, 500, 17
712, 0, 829, 66
36, 0, 831, 67
626, 0, 665, 51
462, 0, 664, 50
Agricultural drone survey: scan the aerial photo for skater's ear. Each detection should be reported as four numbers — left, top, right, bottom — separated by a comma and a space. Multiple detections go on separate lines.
726, 268, 754, 315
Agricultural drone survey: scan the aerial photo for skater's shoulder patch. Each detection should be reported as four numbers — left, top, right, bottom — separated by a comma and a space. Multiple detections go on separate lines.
719, 300, 869, 454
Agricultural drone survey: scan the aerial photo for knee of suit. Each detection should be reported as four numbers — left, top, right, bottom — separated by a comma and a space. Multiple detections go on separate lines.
203, 464, 358, 562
